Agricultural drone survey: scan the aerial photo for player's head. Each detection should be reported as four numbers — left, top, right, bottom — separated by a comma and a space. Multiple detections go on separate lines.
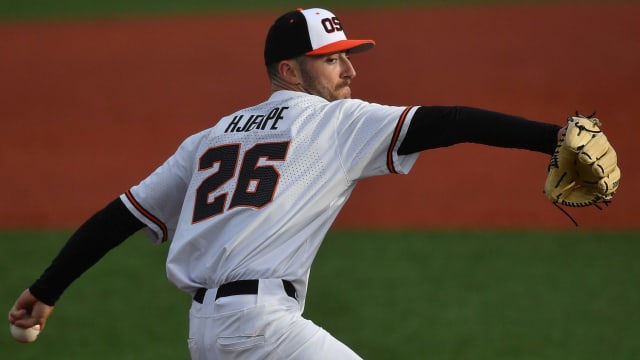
264, 8, 375, 66
264, 8, 375, 101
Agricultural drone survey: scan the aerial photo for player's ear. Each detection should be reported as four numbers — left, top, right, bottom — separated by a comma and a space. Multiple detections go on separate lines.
278, 60, 302, 85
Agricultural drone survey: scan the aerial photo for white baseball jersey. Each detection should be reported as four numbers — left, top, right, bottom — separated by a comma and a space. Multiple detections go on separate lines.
120, 90, 419, 305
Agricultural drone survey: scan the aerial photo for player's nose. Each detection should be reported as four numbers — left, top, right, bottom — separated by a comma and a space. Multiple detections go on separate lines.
341, 56, 356, 79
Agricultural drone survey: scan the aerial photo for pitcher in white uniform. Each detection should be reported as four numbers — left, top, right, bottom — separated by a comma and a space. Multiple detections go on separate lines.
9, 8, 563, 359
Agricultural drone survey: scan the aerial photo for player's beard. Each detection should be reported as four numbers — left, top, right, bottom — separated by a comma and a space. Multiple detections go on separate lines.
300, 70, 351, 101
335, 81, 352, 99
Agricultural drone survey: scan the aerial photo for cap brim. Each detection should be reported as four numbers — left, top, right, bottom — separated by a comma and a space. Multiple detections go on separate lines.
306, 39, 375, 56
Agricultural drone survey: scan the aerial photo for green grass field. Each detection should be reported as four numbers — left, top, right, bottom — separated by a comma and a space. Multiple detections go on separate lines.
0, 0, 625, 22
2, 230, 639, 359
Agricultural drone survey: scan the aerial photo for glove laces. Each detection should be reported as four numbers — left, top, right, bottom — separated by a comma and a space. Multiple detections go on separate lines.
552, 200, 611, 227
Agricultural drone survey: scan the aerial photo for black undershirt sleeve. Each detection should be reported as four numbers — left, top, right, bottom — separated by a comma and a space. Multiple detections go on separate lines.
398, 106, 562, 155
29, 197, 145, 306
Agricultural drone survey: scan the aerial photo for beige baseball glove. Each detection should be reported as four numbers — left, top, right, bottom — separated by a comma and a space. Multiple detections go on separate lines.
544, 114, 621, 208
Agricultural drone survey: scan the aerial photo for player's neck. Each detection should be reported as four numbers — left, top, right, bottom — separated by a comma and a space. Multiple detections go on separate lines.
271, 80, 305, 95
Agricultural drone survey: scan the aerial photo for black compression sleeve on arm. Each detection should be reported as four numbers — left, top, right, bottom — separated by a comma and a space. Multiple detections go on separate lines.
398, 106, 562, 155
29, 197, 145, 306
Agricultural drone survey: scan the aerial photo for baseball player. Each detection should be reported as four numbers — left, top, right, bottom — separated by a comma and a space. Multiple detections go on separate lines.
9, 7, 614, 359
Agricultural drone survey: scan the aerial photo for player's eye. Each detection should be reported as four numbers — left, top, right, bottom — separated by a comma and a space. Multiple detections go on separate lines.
325, 56, 338, 64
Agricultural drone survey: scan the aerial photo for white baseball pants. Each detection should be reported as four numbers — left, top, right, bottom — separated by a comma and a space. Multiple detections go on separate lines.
187, 278, 362, 359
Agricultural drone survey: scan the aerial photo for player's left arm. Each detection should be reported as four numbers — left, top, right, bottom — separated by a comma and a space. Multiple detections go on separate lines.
398, 106, 562, 155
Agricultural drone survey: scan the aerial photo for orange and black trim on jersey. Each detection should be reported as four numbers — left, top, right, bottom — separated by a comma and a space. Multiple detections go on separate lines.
124, 190, 168, 243
387, 106, 414, 174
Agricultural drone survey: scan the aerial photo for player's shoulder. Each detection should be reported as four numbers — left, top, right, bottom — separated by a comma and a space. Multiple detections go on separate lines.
324, 98, 408, 123
175, 126, 216, 151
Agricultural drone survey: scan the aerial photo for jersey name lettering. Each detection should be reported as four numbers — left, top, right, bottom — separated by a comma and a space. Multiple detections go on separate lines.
224, 107, 289, 133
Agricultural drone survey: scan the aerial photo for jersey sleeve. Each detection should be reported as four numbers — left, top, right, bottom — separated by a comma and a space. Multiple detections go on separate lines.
120, 131, 204, 244
332, 101, 420, 180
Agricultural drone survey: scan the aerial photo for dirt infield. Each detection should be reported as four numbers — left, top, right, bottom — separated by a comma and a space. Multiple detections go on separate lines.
1, 3, 638, 230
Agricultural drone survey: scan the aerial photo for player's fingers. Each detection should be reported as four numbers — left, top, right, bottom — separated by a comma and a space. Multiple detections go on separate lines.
9, 304, 51, 330
8, 306, 40, 329
578, 133, 609, 164
8, 307, 26, 323
12, 316, 41, 330
8, 289, 32, 323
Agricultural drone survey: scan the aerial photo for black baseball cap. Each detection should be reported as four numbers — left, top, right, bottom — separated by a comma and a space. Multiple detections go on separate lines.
264, 8, 375, 65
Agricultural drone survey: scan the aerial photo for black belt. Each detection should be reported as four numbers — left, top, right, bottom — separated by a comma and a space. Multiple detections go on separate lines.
194, 279, 296, 304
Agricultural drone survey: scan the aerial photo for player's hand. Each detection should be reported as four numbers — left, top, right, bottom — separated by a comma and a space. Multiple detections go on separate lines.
8, 289, 55, 331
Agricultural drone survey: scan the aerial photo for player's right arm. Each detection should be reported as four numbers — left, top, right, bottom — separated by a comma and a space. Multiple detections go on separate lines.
8, 130, 204, 335
8, 198, 143, 330
27, 198, 145, 306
